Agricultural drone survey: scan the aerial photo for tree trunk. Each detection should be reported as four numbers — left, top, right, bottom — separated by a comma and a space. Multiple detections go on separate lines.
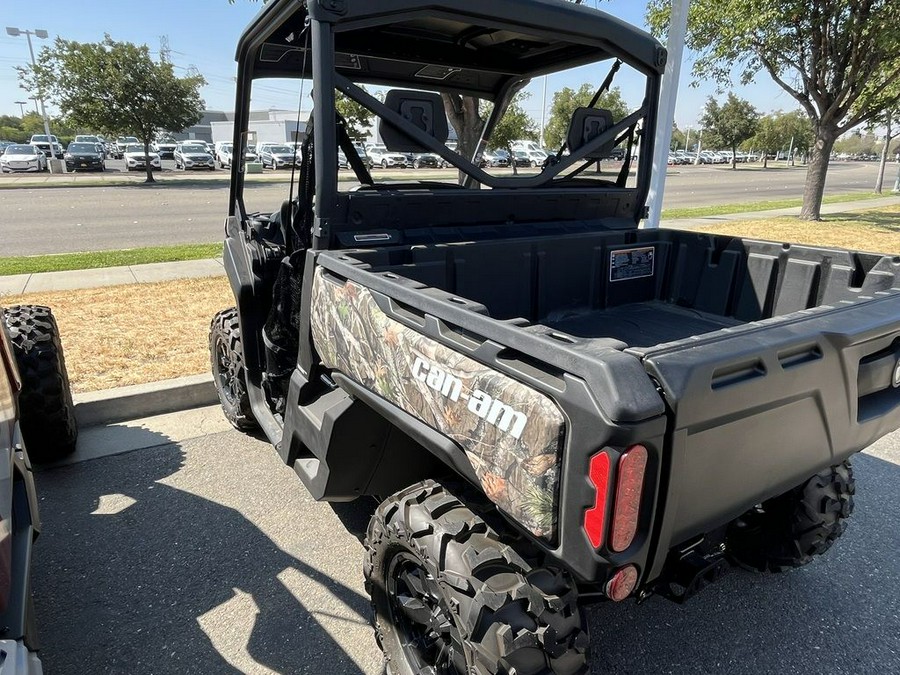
143, 140, 155, 183
799, 128, 837, 221
763, 151, 768, 169
875, 113, 893, 194
731, 143, 737, 170
508, 144, 518, 176
442, 94, 485, 184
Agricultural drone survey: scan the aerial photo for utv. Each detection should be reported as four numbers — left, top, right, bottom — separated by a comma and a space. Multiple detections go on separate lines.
212, 1, 900, 672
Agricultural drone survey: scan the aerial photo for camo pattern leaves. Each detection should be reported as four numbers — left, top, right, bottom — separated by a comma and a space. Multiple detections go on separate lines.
310, 269, 564, 538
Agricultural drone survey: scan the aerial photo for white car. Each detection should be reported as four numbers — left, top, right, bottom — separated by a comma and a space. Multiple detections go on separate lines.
367, 146, 409, 168
0, 144, 48, 173
122, 144, 161, 171
215, 142, 258, 168
174, 143, 215, 170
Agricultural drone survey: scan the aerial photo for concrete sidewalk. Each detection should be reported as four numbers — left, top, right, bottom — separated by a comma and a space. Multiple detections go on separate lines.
1, 195, 897, 296
664, 194, 899, 230
0, 257, 225, 295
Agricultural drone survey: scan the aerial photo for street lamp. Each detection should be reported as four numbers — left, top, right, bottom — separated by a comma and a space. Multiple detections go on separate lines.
6, 26, 59, 170
14, 100, 28, 117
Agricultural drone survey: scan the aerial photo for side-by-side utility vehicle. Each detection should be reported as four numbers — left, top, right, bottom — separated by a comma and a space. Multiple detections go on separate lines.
212, 1, 900, 672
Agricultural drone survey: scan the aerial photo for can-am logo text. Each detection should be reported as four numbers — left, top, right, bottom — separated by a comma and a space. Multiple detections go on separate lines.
411, 356, 528, 439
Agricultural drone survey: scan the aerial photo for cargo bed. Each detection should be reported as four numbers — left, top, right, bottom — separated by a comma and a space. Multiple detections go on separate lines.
345, 227, 900, 350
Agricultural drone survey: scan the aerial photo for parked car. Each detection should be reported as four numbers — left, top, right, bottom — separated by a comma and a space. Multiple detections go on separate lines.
215, 142, 258, 168
367, 146, 409, 168
64, 142, 105, 172
29, 134, 63, 159
480, 150, 509, 168
173, 143, 214, 171
116, 136, 140, 155
511, 149, 532, 167
153, 139, 178, 159
74, 135, 106, 157
411, 153, 444, 169
123, 144, 162, 172
257, 143, 300, 169
0, 144, 47, 173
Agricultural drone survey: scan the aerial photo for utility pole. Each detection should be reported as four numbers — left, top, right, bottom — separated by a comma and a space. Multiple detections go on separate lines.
14, 100, 27, 117
6, 26, 60, 171
159, 35, 171, 64
694, 128, 703, 165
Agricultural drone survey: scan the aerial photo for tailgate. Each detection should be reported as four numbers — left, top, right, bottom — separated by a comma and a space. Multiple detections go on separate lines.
639, 293, 900, 566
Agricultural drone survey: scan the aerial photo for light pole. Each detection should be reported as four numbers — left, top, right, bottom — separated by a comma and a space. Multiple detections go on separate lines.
14, 100, 28, 117
7, 26, 59, 170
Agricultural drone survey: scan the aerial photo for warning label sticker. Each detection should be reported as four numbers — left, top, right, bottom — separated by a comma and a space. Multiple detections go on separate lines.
610, 246, 655, 282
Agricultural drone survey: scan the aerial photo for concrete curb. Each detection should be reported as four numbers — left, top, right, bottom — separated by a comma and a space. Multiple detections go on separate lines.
74, 373, 218, 427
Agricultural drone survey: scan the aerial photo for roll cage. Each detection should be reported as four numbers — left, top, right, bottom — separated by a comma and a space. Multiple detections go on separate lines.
229, 0, 666, 250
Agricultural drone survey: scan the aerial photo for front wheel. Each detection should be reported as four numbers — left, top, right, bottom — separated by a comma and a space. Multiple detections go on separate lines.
2, 305, 78, 462
209, 308, 257, 431
365, 480, 589, 675
726, 461, 855, 572
381, 159, 388, 169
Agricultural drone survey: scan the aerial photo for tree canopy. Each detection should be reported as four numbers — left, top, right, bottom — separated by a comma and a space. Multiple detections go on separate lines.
335, 88, 373, 141
20, 36, 205, 182
699, 93, 759, 168
646, 0, 900, 218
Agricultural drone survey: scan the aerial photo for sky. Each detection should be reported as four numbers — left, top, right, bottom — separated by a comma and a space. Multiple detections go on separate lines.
1, 0, 803, 131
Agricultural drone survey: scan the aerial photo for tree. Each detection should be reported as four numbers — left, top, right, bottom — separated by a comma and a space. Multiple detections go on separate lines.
671, 124, 687, 151
750, 114, 782, 168
544, 84, 630, 150
335, 88, 373, 141
647, 0, 900, 219
20, 36, 205, 183
699, 94, 759, 169
874, 111, 898, 193
487, 92, 538, 174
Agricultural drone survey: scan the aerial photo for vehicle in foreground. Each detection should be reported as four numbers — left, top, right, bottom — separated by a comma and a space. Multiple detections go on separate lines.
122, 144, 161, 172
174, 143, 215, 171
0, 303, 79, 675
74, 135, 106, 157
212, 1, 900, 672
65, 142, 105, 172
0, 144, 47, 173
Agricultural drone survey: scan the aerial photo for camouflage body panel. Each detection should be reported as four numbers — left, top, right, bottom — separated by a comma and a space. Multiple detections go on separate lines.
310, 268, 565, 538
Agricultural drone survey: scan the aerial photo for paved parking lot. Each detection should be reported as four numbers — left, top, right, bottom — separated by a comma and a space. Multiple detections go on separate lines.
31, 408, 900, 674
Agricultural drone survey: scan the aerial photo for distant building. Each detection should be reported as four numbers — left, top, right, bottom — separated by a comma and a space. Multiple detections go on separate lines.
209, 109, 311, 146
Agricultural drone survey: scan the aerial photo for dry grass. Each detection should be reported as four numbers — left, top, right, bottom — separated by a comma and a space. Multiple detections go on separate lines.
673, 205, 900, 254
3, 276, 233, 393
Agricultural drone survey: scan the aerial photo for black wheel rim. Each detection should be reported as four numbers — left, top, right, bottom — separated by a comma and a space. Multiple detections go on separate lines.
215, 337, 239, 406
387, 553, 467, 674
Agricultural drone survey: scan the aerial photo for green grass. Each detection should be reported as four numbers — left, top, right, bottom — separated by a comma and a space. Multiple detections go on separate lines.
661, 192, 892, 220
0, 243, 223, 276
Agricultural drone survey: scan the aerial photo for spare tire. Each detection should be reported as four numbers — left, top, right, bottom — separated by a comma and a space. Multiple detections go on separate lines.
2, 305, 78, 462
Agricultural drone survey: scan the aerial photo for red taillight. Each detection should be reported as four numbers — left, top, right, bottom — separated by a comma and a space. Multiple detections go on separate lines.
609, 444, 648, 552
606, 564, 639, 602
583, 451, 610, 548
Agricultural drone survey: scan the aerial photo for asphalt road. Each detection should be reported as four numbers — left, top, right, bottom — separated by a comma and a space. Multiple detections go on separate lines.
32, 418, 900, 674
0, 161, 888, 256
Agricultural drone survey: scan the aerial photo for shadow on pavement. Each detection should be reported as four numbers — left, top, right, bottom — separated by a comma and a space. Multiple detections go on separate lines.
586, 452, 900, 673
32, 429, 372, 675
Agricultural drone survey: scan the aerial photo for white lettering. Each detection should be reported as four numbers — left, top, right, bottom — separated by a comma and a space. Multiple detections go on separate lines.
487, 400, 528, 440
410, 357, 529, 439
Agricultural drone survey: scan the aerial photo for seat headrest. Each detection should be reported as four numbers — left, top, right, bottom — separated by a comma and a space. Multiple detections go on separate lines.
379, 90, 449, 152
567, 107, 617, 160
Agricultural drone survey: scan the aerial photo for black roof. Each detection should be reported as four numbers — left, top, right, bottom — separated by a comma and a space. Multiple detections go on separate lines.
238, 0, 665, 99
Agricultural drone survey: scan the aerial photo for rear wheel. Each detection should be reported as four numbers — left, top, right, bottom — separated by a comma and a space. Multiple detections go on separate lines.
382, 159, 389, 169
2, 305, 78, 462
365, 480, 589, 675
726, 461, 855, 572
209, 308, 256, 431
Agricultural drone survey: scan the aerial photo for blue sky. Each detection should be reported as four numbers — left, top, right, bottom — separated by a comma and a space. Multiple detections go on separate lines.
1, 0, 801, 130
